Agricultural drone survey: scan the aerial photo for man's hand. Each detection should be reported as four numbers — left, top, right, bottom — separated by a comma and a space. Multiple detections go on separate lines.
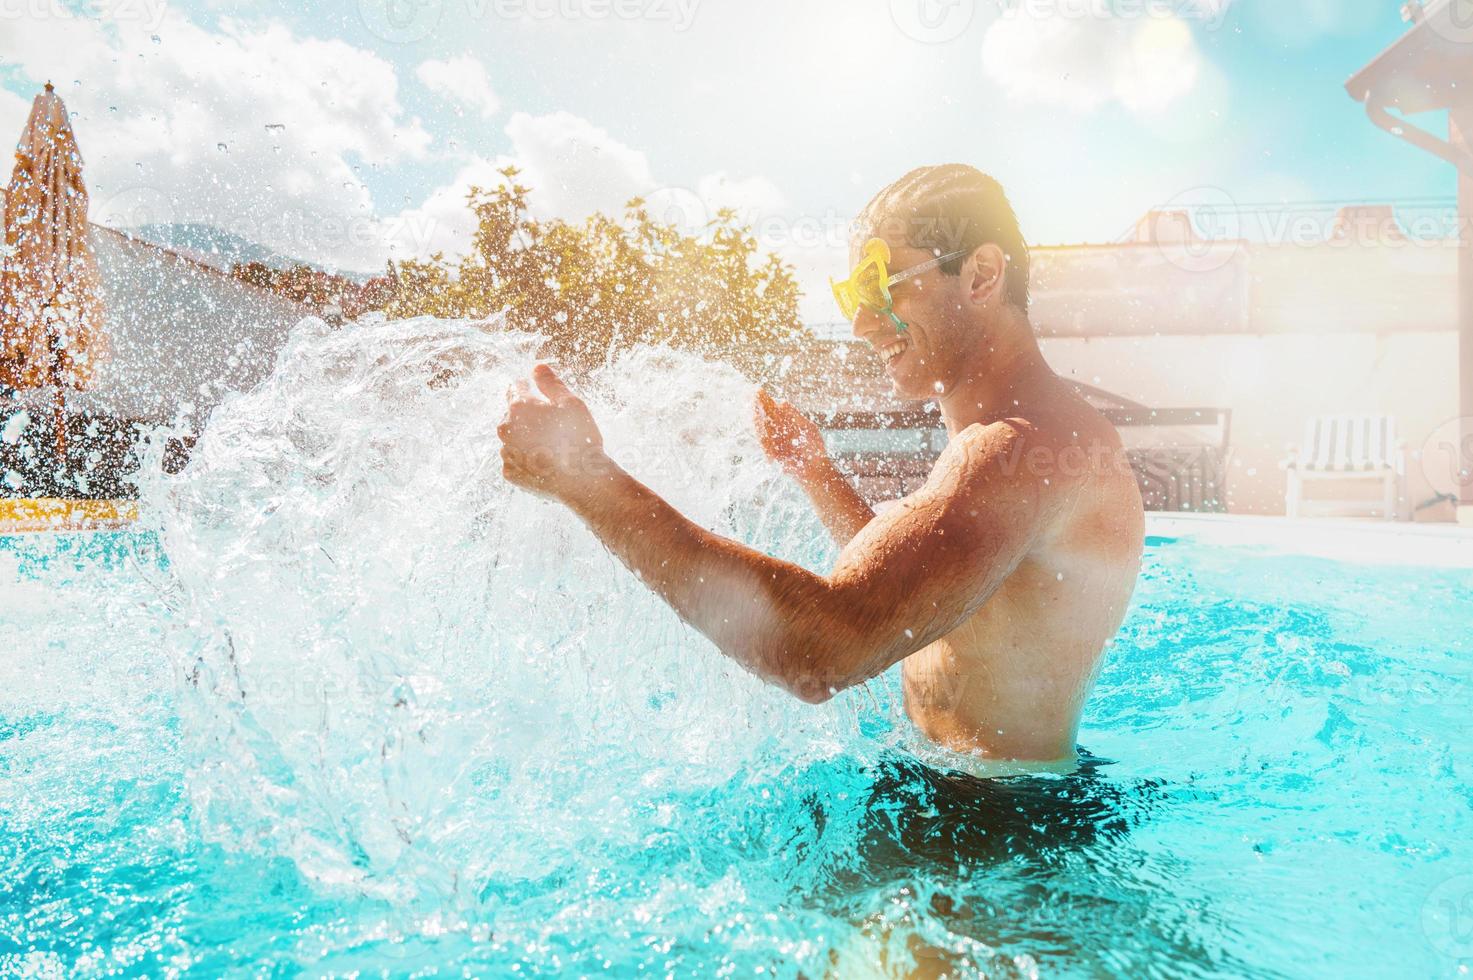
755, 388, 827, 479
499, 364, 611, 502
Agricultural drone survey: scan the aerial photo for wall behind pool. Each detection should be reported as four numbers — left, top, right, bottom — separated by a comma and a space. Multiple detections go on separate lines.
1042, 331, 1458, 519
1030, 237, 1463, 521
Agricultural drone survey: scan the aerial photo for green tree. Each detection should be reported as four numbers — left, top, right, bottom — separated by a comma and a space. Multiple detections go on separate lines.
386, 166, 807, 372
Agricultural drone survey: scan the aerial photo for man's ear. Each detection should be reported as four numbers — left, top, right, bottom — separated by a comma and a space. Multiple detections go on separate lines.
965, 244, 1007, 305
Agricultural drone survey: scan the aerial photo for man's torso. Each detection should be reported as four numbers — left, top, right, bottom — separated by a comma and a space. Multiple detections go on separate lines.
899, 389, 1145, 761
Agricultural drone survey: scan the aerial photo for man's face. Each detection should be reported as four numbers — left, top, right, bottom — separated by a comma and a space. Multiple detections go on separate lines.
848, 234, 972, 400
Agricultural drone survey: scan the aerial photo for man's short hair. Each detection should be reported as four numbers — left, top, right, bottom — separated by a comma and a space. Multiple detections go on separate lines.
856, 165, 1031, 312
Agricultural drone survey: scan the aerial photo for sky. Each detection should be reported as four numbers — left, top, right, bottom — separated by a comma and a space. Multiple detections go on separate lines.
0, 0, 1458, 323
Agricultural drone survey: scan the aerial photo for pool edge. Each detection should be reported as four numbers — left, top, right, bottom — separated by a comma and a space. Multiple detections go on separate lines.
0, 499, 139, 534
1147, 513, 1473, 568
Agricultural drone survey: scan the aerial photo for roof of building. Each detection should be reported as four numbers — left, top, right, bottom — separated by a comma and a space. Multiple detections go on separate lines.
1346, 0, 1473, 114
39, 224, 313, 420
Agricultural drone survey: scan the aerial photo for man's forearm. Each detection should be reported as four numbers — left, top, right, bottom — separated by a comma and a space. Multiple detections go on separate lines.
561, 459, 846, 700
793, 457, 875, 546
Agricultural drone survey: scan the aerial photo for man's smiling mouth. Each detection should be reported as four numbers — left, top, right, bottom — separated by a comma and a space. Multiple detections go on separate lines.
878, 337, 909, 365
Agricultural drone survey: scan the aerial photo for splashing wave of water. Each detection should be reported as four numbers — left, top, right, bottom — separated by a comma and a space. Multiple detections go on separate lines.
139, 314, 865, 910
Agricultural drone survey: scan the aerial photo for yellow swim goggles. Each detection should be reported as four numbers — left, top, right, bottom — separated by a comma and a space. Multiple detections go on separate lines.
830, 238, 967, 333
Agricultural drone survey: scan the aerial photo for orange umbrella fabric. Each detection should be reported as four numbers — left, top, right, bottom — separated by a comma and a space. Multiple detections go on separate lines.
0, 82, 106, 394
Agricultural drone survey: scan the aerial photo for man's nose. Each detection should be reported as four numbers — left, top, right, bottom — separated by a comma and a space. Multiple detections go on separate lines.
851, 305, 885, 342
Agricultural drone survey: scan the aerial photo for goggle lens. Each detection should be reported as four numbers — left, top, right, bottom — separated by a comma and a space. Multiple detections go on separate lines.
830, 238, 895, 321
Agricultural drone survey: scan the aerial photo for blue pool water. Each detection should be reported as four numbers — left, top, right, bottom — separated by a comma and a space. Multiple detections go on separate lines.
4, 321, 1473, 977
4, 527, 1472, 977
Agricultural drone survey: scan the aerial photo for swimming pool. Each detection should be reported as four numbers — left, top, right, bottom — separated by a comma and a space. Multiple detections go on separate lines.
5, 521, 1472, 977
4, 320, 1473, 976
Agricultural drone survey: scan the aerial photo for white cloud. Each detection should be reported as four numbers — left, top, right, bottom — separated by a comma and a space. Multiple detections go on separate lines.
981, 0, 1203, 114
695, 172, 787, 222
0, 7, 836, 327
0, 9, 431, 272
386, 155, 512, 259
388, 110, 658, 258
0, 87, 29, 156
416, 56, 501, 120
502, 111, 657, 222
775, 238, 850, 328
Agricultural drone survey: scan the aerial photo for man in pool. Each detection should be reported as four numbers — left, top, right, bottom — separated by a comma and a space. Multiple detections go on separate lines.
498, 164, 1144, 765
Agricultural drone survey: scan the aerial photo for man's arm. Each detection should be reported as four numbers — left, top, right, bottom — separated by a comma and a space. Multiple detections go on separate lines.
500, 366, 1060, 703
787, 456, 875, 547
754, 390, 873, 546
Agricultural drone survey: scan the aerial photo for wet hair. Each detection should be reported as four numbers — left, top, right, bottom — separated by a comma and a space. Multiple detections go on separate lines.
856, 164, 1031, 312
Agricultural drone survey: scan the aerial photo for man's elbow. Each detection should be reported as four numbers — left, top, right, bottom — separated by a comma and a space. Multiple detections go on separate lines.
753, 602, 874, 704
787, 674, 839, 705
776, 649, 865, 705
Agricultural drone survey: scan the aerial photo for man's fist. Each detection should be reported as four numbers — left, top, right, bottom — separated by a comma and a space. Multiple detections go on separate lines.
499, 364, 610, 501
754, 388, 827, 479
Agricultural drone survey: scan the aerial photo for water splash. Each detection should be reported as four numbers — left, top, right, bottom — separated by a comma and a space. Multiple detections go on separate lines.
139, 314, 857, 909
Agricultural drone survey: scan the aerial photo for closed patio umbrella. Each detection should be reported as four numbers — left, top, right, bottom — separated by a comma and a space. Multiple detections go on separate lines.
0, 82, 106, 475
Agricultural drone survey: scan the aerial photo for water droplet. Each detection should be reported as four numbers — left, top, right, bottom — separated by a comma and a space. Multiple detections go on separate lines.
150, 34, 161, 44
217, 143, 228, 153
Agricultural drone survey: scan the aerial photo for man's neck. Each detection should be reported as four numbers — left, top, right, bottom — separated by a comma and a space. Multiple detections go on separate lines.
936, 314, 1055, 437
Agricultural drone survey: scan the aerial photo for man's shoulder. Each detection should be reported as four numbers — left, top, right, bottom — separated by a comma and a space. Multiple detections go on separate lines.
931, 409, 1130, 529
924, 419, 1059, 525
942, 412, 1102, 481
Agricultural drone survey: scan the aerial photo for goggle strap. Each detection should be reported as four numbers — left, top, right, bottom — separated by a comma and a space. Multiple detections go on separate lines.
885, 249, 969, 288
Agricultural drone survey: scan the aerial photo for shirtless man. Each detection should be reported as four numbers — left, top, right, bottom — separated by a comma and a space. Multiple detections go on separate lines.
498, 165, 1144, 764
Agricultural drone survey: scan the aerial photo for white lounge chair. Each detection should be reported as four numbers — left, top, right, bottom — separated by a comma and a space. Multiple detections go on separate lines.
1282, 415, 1406, 520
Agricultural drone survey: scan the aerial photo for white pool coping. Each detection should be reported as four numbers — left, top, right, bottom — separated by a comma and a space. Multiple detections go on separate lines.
1146, 513, 1473, 569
